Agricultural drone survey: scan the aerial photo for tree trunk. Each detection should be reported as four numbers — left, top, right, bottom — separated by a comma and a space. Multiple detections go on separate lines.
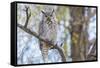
69, 7, 87, 61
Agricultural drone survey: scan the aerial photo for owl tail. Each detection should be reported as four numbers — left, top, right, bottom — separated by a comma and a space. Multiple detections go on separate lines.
40, 42, 49, 63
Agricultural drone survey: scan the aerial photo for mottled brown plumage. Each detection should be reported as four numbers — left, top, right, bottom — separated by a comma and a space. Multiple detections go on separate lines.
39, 8, 57, 63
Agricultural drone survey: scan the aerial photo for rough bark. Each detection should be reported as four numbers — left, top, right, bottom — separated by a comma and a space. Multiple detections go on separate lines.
69, 7, 86, 61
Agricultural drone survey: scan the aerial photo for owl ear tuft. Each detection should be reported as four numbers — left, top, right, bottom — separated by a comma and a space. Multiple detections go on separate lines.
51, 9, 54, 16
41, 10, 48, 17
41, 10, 45, 14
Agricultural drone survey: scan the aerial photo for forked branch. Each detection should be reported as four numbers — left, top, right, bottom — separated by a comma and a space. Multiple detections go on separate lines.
23, 6, 31, 28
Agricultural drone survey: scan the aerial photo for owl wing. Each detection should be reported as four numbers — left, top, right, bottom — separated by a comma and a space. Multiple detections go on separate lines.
39, 19, 49, 63
39, 21, 44, 36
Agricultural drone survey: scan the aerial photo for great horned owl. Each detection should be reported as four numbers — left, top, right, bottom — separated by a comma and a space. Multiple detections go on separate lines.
39, 8, 57, 63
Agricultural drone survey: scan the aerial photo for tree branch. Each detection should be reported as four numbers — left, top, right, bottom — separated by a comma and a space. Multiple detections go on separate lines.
87, 38, 96, 57
17, 23, 66, 62
24, 6, 31, 28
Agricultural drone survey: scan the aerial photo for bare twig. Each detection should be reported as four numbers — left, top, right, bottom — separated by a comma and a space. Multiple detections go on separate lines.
87, 38, 96, 57
24, 6, 31, 28
86, 38, 96, 60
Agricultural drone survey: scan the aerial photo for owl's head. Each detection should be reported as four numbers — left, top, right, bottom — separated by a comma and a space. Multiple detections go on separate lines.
41, 9, 55, 25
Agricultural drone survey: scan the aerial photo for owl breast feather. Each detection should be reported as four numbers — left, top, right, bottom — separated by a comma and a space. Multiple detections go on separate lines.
39, 21, 57, 43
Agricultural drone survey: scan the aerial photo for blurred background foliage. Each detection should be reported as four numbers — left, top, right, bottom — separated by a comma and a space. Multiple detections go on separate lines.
17, 3, 96, 64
